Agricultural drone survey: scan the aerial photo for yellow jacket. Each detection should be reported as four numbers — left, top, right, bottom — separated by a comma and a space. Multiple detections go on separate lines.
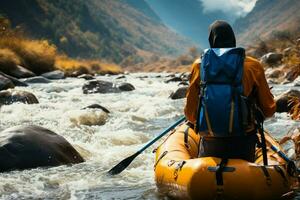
184, 56, 276, 124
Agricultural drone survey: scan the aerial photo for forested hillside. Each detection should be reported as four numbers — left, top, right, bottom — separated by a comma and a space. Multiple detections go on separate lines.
234, 0, 300, 46
0, 0, 192, 64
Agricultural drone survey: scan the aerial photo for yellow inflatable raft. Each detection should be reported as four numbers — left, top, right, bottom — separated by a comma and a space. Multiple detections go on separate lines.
154, 123, 297, 200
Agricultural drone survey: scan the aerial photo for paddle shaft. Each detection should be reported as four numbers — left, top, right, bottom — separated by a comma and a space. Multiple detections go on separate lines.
264, 130, 293, 163
270, 145, 291, 163
137, 116, 186, 154
108, 116, 186, 175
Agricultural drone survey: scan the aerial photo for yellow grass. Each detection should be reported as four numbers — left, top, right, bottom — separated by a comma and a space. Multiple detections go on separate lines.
0, 27, 122, 76
55, 56, 122, 75
0, 48, 21, 72
0, 34, 56, 74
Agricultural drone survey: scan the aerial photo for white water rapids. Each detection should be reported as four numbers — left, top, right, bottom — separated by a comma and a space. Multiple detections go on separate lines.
0, 73, 299, 199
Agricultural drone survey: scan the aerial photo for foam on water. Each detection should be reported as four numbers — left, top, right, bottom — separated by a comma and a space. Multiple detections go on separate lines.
0, 73, 299, 199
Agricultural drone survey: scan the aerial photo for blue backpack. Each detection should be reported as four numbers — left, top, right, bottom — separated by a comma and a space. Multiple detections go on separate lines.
197, 47, 246, 137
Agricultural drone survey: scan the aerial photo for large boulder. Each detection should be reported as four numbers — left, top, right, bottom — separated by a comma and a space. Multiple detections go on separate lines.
83, 80, 116, 94
0, 71, 27, 87
276, 90, 300, 113
78, 74, 95, 80
116, 75, 126, 79
82, 80, 135, 94
0, 90, 39, 105
0, 125, 84, 172
3, 65, 35, 78
41, 70, 65, 80
21, 76, 51, 84
82, 104, 110, 113
169, 87, 188, 100
260, 52, 283, 66
267, 69, 284, 79
0, 74, 14, 91
0, 48, 34, 78
67, 67, 90, 77
285, 65, 300, 82
165, 77, 182, 83
69, 109, 109, 126
118, 82, 135, 91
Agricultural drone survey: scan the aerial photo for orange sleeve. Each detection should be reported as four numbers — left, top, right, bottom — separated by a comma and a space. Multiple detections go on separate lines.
255, 64, 276, 118
184, 59, 201, 124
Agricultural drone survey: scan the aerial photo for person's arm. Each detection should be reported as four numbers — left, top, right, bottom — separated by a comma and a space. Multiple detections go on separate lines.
255, 63, 276, 118
184, 59, 201, 124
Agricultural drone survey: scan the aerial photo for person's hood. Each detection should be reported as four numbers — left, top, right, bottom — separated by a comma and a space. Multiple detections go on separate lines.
208, 20, 236, 48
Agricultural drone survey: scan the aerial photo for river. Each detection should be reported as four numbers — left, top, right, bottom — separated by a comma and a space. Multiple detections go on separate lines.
0, 73, 299, 199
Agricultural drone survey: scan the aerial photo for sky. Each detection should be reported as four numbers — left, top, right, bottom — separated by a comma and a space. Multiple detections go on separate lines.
199, 0, 257, 20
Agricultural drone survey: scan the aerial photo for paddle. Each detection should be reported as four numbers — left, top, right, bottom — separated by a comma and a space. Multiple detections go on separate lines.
264, 130, 292, 162
108, 116, 186, 175
264, 130, 298, 175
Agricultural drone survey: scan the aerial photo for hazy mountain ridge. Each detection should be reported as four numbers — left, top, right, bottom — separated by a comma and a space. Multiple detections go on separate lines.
0, 0, 192, 64
146, 0, 233, 48
122, 0, 162, 22
234, 0, 300, 47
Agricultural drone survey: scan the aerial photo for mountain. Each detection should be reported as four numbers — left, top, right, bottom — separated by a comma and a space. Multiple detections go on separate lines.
122, 0, 162, 22
0, 0, 192, 63
234, 0, 300, 47
145, 0, 232, 48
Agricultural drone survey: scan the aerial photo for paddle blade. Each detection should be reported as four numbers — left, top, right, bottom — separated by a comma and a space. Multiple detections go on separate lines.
108, 152, 139, 175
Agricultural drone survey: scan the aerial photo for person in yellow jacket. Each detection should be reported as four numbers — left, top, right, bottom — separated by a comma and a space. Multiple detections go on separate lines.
184, 20, 276, 161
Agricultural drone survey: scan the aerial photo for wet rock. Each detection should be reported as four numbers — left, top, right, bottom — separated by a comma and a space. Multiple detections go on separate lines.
297, 38, 300, 46
21, 76, 51, 84
178, 81, 189, 86
0, 49, 34, 78
275, 90, 300, 112
267, 69, 284, 79
116, 75, 126, 79
0, 125, 84, 172
77, 74, 94, 80
260, 52, 283, 66
283, 47, 292, 56
0, 71, 27, 87
6, 65, 35, 78
282, 79, 292, 85
285, 66, 300, 82
165, 77, 182, 83
166, 74, 176, 78
294, 76, 300, 86
82, 80, 116, 94
41, 70, 65, 80
0, 74, 14, 90
137, 75, 148, 79
118, 82, 135, 91
68, 67, 90, 77
0, 90, 39, 105
82, 80, 135, 94
267, 78, 280, 84
180, 72, 191, 81
169, 87, 188, 100
82, 104, 110, 113
69, 109, 109, 126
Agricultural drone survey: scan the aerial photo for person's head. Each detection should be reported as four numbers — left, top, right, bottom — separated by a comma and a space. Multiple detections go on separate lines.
208, 20, 236, 48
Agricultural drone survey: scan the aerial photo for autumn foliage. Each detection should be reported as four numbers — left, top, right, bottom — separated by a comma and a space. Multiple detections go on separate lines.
0, 17, 122, 76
